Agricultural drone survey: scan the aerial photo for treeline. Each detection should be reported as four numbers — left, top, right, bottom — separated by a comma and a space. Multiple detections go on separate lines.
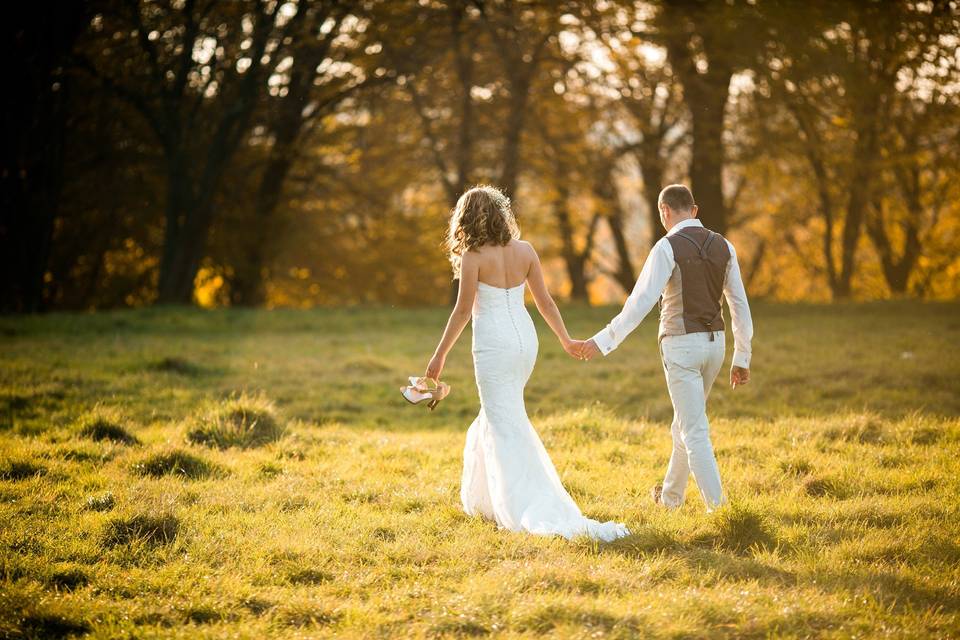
2, 0, 958, 312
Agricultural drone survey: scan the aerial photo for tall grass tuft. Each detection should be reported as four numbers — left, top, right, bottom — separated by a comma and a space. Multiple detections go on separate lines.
0, 459, 45, 480
803, 475, 847, 498
0, 587, 90, 639
703, 502, 777, 554
15, 612, 91, 639
186, 393, 284, 449
101, 513, 179, 547
149, 356, 201, 376
85, 492, 116, 512
277, 603, 341, 628
47, 565, 90, 591
823, 413, 889, 445
79, 409, 139, 445
133, 449, 218, 479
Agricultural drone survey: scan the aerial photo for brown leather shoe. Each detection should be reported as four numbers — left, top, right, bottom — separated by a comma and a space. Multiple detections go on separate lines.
650, 484, 663, 505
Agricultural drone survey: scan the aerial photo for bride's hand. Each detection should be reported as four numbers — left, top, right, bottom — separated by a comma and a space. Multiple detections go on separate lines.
425, 354, 445, 380
563, 339, 584, 360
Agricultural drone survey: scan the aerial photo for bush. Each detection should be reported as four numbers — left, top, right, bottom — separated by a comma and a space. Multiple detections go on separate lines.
133, 450, 217, 480
186, 393, 284, 449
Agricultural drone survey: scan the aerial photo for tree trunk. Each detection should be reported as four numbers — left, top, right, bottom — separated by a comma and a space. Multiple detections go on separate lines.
500, 79, 530, 199
833, 121, 880, 299
639, 153, 666, 247
157, 156, 193, 304
866, 193, 921, 296
550, 179, 589, 301
230, 5, 349, 306
228, 106, 302, 306
686, 78, 730, 234
661, 4, 733, 234
229, 155, 293, 306
595, 168, 636, 294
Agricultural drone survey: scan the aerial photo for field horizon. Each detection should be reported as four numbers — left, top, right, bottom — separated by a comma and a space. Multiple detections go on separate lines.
1, 301, 959, 638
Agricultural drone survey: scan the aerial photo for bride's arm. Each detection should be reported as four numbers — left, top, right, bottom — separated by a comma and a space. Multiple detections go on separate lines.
425, 252, 479, 380
525, 243, 580, 358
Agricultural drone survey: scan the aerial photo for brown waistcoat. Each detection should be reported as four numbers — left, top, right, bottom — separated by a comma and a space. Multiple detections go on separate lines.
660, 226, 731, 339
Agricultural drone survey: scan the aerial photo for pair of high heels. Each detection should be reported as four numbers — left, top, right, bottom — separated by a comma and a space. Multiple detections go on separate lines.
400, 376, 450, 410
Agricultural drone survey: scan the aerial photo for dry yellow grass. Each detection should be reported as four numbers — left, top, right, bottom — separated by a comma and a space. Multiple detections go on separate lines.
1, 302, 958, 638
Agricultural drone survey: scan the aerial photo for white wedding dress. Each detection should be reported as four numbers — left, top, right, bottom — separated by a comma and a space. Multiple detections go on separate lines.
460, 282, 630, 542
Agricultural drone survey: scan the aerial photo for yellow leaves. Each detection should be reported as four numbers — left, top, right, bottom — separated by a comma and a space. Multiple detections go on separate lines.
193, 267, 226, 309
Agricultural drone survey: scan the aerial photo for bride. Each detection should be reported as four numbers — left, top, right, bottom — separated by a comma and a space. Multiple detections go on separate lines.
423, 185, 629, 542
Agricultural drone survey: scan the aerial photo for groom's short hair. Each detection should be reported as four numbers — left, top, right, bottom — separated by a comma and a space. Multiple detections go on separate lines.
659, 184, 695, 213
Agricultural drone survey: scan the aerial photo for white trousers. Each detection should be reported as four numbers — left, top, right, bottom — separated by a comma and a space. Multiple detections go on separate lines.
659, 330, 727, 511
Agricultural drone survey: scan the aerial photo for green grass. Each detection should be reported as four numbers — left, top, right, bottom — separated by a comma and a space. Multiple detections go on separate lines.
0, 301, 958, 638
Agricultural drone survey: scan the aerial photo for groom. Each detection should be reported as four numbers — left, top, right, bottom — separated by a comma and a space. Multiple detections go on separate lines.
573, 184, 753, 512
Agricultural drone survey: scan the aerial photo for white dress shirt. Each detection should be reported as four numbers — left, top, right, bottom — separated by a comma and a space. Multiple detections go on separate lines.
591, 218, 753, 369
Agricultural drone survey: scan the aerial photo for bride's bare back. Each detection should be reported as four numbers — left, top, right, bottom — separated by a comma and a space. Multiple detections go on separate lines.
427, 235, 575, 372
473, 240, 533, 289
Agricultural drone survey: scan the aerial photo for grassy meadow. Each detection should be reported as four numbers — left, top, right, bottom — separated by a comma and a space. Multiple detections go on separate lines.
1, 301, 959, 639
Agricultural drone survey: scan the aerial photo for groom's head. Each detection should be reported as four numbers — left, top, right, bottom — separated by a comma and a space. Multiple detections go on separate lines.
658, 184, 698, 231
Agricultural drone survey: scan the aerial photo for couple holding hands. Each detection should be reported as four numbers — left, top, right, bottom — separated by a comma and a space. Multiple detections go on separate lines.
411, 183, 752, 541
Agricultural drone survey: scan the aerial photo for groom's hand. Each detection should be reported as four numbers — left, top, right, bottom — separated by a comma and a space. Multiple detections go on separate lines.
563, 339, 586, 360
579, 339, 601, 361
730, 366, 750, 389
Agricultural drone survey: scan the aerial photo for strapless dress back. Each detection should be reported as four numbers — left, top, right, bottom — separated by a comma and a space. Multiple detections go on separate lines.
460, 282, 629, 541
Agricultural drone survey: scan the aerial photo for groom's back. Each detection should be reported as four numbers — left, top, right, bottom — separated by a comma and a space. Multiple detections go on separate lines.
660, 226, 731, 339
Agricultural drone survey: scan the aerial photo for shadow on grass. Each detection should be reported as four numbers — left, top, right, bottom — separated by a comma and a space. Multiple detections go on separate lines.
0, 587, 91, 639
148, 356, 204, 377
510, 602, 645, 636
813, 567, 960, 614
79, 415, 140, 445
600, 511, 957, 621
0, 459, 46, 481
47, 565, 90, 591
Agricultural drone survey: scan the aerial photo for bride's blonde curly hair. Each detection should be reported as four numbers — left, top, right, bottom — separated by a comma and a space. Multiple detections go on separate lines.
446, 185, 520, 278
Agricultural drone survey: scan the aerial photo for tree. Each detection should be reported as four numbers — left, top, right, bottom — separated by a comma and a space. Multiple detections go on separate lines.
229, 3, 379, 306
864, 18, 960, 295
592, 11, 686, 249
472, 0, 568, 199
762, 0, 957, 298
531, 97, 601, 301
654, 0, 759, 234
79, 0, 295, 304
1, 3, 89, 312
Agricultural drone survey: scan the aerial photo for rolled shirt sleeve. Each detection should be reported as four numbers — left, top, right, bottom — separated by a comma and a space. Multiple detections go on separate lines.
591, 238, 675, 356
723, 240, 754, 369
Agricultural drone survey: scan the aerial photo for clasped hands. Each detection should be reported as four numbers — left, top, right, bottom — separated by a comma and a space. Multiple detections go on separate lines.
563, 338, 600, 361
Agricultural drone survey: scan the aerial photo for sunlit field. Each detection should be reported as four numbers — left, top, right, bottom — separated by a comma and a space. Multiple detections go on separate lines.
1, 302, 959, 638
